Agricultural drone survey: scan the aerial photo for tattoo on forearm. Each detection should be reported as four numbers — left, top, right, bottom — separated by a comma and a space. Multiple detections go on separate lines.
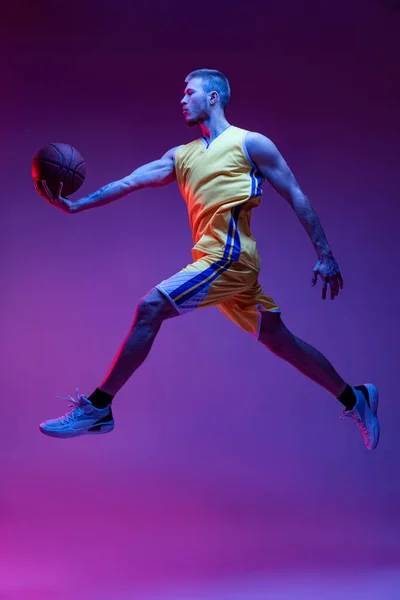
91, 183, 115, 200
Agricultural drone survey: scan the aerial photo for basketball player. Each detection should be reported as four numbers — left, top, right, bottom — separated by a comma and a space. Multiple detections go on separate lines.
35, 69, 379, 449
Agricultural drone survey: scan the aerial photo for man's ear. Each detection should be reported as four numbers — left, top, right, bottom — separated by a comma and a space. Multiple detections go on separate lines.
209, 91, 219, 105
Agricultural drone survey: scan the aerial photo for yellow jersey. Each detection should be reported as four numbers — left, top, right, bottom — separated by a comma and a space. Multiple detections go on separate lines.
175, 125, 264, 268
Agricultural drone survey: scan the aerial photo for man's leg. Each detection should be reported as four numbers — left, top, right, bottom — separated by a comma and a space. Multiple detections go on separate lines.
97, 288, 179, 398
258, 311, 346, 397
39, 288, 178, 438
258, 311, 380, 449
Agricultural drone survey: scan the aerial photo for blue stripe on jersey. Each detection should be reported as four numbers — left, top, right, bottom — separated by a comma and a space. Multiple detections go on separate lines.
223, 204, 242, 261
249, 166, 263, 199
223, 211, 235, 260
171, 259, 232, 305
171, 203, 243, 306
230, 204, 242, 261
255, 170, 263, 196
250, 167, 256, 198
173, 207, 236, 303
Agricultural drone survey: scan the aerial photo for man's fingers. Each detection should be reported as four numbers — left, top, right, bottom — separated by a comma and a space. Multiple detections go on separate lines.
41, 180, 55, 202
33, 180, 43, 196
57, 181, 64, 198
313, 262, 343, 299
41, 180, 52, 196
321, 280, 328, 300
329, 277, 341, 300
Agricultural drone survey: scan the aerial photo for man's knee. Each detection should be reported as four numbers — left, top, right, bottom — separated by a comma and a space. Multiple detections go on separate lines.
136, 288, 179, 324
259, 311, 283, 337
259, 311, 288, 351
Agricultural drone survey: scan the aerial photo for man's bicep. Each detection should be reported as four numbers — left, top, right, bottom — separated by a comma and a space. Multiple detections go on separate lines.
246, 132, 301, 202
263, 150, 300, 201
126, 146, 182, 190
155, 151, 177, 186
162, 145, 183, 161
156, 145, 183, 185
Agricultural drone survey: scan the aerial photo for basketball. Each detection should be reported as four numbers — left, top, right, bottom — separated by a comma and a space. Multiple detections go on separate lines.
32, 143, 86, 197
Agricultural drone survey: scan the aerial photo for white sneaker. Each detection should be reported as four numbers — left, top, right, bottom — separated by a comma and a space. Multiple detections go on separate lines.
342, 383, 379, 450
39, 388, 114, 438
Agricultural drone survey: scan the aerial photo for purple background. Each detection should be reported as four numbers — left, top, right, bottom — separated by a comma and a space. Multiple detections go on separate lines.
1, 0, 399, 598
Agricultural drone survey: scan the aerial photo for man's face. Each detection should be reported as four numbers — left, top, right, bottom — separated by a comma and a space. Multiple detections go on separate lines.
180, 78, 209, 126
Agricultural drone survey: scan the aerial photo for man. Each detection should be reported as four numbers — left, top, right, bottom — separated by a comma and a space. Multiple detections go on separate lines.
35, 68, 379, 449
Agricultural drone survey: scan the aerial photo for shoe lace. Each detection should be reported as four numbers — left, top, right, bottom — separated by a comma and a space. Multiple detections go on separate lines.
341, 409, 367, 435
56, 388, 89, 425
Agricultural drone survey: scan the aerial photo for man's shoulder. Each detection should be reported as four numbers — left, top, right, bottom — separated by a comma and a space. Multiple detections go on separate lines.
244, 131, 276, 159
163, 144, 186, 162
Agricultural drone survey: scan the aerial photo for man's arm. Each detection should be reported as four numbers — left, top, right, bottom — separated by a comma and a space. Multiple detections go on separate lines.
245, 132, 343, 299
245, 132, 333, 258
35, 146, 182, 214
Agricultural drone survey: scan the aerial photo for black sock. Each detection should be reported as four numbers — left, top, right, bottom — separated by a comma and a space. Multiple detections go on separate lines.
337, 384, 369, 410
337, 384, 356, 410
88, 388, 114, 409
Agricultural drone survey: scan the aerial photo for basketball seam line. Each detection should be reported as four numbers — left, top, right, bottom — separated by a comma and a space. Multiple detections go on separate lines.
33, 158, 85, 178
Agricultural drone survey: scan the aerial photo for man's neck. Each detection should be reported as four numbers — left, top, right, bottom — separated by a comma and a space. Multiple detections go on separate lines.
199, 116, 231, 143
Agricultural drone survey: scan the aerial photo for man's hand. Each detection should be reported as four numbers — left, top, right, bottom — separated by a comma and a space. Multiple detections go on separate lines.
34, 180, 75, 214
312, 255, 343, 300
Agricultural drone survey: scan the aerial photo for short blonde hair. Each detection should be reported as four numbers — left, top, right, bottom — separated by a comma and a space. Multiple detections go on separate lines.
185, 69, 231, 109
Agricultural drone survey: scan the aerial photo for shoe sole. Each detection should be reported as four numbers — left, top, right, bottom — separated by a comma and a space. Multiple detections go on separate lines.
365, 383, 380, 449
39, 423, 114, 438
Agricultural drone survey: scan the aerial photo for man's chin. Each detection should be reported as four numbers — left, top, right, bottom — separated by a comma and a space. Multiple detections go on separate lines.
185, 117, 198, 127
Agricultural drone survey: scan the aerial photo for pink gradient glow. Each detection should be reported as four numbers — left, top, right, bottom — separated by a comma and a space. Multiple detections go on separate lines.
1, 0, 399, 597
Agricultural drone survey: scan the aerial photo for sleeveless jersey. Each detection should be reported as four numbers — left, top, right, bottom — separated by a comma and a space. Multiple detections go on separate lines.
174, 125, 264, 268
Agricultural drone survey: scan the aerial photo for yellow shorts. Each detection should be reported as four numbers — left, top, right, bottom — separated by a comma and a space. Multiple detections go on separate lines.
156, 255, 280, 337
